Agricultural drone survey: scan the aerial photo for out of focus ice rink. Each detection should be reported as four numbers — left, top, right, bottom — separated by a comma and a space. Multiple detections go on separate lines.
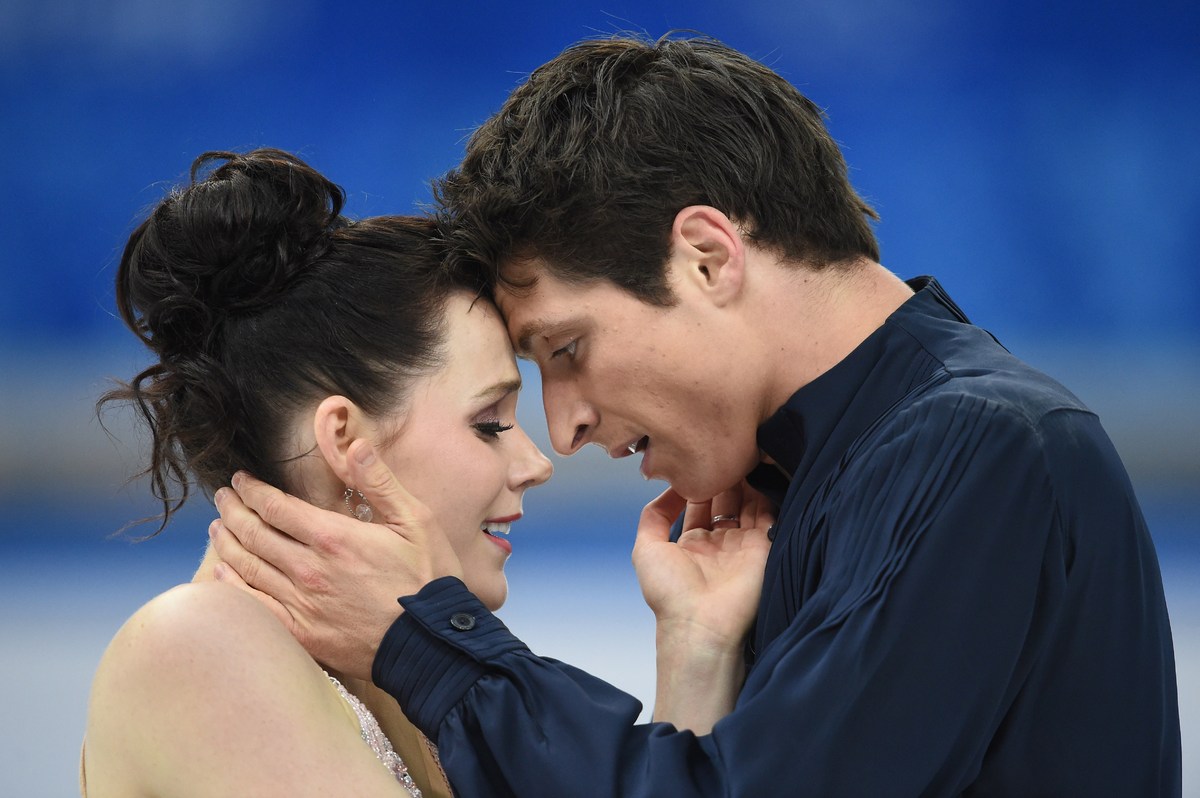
2, 0, 1196, 795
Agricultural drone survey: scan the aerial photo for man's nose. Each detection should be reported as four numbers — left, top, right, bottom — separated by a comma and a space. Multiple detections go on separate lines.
542, 379, 597, 456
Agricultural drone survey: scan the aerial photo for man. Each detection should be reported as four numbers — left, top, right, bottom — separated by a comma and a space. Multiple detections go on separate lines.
212, 34, 1180, 795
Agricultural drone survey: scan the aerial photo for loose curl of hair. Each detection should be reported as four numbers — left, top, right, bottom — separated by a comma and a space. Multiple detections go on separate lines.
437, 33, 880, 304
101, 148, 478, 535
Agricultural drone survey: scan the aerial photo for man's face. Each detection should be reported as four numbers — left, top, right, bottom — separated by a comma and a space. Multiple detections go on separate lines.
494, 259, 764, 502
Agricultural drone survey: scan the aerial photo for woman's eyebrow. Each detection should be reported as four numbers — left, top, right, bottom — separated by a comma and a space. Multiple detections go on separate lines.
472, 377, 523, 402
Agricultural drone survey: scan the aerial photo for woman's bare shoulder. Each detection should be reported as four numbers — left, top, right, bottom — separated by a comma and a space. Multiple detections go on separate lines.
91, 581, 312, 702
84, 582, 375, 796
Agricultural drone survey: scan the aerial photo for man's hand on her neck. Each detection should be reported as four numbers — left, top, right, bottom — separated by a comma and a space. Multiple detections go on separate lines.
209, 441, 463, 681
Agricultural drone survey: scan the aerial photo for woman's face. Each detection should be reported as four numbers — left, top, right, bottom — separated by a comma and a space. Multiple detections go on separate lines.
377, 293, 553, 611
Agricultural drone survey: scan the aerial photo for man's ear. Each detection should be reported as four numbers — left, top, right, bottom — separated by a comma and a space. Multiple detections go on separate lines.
670, 205, 746, 306
313, 395, 370, 487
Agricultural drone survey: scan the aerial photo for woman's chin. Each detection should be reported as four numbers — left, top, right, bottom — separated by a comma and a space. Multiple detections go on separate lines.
466, 575, 508, 613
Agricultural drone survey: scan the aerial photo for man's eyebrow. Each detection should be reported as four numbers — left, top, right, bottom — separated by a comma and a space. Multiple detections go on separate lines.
514, 318, 554, 357
473, 377, 523, 402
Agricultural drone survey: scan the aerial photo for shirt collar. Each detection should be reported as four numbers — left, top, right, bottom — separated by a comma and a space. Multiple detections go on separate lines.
747, 276, 969, 504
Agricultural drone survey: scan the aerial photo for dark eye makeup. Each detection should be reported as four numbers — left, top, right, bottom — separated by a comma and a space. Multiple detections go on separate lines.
473, 419, 515, 439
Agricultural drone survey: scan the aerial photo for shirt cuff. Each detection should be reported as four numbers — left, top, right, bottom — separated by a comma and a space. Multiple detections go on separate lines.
371, 576, 529, 736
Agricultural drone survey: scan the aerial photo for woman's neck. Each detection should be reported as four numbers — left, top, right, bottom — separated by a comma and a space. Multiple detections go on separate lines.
192, 541, 222, 583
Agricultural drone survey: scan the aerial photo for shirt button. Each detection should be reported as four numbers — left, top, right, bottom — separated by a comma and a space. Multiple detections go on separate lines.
450, 612, 476, 631
767, 525, 777, 541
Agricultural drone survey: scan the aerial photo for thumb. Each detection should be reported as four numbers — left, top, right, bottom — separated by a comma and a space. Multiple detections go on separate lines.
346, 439, 427, 537
636, 488, 688, 550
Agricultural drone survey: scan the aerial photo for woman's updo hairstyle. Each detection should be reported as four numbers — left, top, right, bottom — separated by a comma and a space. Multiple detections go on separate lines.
103, 148, 475, 533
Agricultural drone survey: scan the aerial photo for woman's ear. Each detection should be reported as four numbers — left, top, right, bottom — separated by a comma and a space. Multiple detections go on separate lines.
670, 205, 747, 307
313, 395, 366, 487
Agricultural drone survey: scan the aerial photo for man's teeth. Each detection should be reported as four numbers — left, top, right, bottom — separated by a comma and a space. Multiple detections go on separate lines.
483, 522, 512, 536
627, 436, 647, 455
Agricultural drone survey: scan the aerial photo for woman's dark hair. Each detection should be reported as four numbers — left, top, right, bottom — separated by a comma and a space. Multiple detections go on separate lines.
101, 148, 474, 534
437, 33, 880, 304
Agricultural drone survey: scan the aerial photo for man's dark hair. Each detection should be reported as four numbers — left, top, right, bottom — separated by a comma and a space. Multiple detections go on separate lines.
438, 33, 880, 305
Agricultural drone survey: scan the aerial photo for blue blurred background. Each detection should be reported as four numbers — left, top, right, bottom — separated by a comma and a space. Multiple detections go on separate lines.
1, 1, 1196, 795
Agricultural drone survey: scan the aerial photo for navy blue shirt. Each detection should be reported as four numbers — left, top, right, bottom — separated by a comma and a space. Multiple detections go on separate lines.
373, 277, 1181, 796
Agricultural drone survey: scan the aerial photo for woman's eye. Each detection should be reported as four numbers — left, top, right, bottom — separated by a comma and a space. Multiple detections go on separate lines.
473, 420, 515, 439
550, 340, 577, 360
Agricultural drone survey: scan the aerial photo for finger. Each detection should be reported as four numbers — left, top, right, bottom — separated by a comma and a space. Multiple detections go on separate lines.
756, 500, 778, 531
709, 481, 744, 528
637, 488, 689, 547
229, 472, 338, 547
215, 487, 313, 580
345, 439, 427, 536
737, 488, 762, 529
211, 559, 295, 632
681, 497, 713, 533
349, 438, 467, 582
739, 482, 776, 530
208, 516, 297, 601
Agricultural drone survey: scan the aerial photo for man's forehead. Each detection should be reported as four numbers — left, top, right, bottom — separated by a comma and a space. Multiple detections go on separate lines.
492, 280, 541, 323
496, 253, 547, 289
494, 259, 539, 307
494, 257, 599, 354
495, 258, 549, 349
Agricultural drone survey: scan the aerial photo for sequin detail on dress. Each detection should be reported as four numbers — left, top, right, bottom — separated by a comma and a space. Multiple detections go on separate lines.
326, 672, 423, 797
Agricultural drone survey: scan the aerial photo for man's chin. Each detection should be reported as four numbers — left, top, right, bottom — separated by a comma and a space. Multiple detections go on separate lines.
668, 473, 750, 505
668, 479, 723, 505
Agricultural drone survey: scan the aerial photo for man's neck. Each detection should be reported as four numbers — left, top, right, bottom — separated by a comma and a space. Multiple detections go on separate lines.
749, 256, 914, 416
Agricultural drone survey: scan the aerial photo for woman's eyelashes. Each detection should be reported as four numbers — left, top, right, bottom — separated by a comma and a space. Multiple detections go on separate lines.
473, 418, 515, 439
471, 392, 520, 440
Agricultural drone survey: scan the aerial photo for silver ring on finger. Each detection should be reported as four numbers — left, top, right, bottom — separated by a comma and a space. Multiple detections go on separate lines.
711, 514, 740, 525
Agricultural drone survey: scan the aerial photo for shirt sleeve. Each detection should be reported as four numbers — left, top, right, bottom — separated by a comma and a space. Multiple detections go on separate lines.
374, 578, 723, 797
373, 395, 1073, 797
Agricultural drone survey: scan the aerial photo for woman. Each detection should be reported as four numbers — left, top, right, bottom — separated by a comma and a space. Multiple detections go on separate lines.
82, 149, 769, 796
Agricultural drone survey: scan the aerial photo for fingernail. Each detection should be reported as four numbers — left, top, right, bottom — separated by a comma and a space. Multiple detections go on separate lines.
213, 488, 227, 508
354, 442, 376, 466
213, 563, 226, 580
208, 519, 218, 539
231, 472, 245, 490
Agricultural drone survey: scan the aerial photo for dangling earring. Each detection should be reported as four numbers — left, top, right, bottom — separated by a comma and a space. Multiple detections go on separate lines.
343, 487, 373, 523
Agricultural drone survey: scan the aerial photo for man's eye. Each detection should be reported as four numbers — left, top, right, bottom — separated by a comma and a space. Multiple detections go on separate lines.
473, 420, 514, 439
550, 340, 577, 360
